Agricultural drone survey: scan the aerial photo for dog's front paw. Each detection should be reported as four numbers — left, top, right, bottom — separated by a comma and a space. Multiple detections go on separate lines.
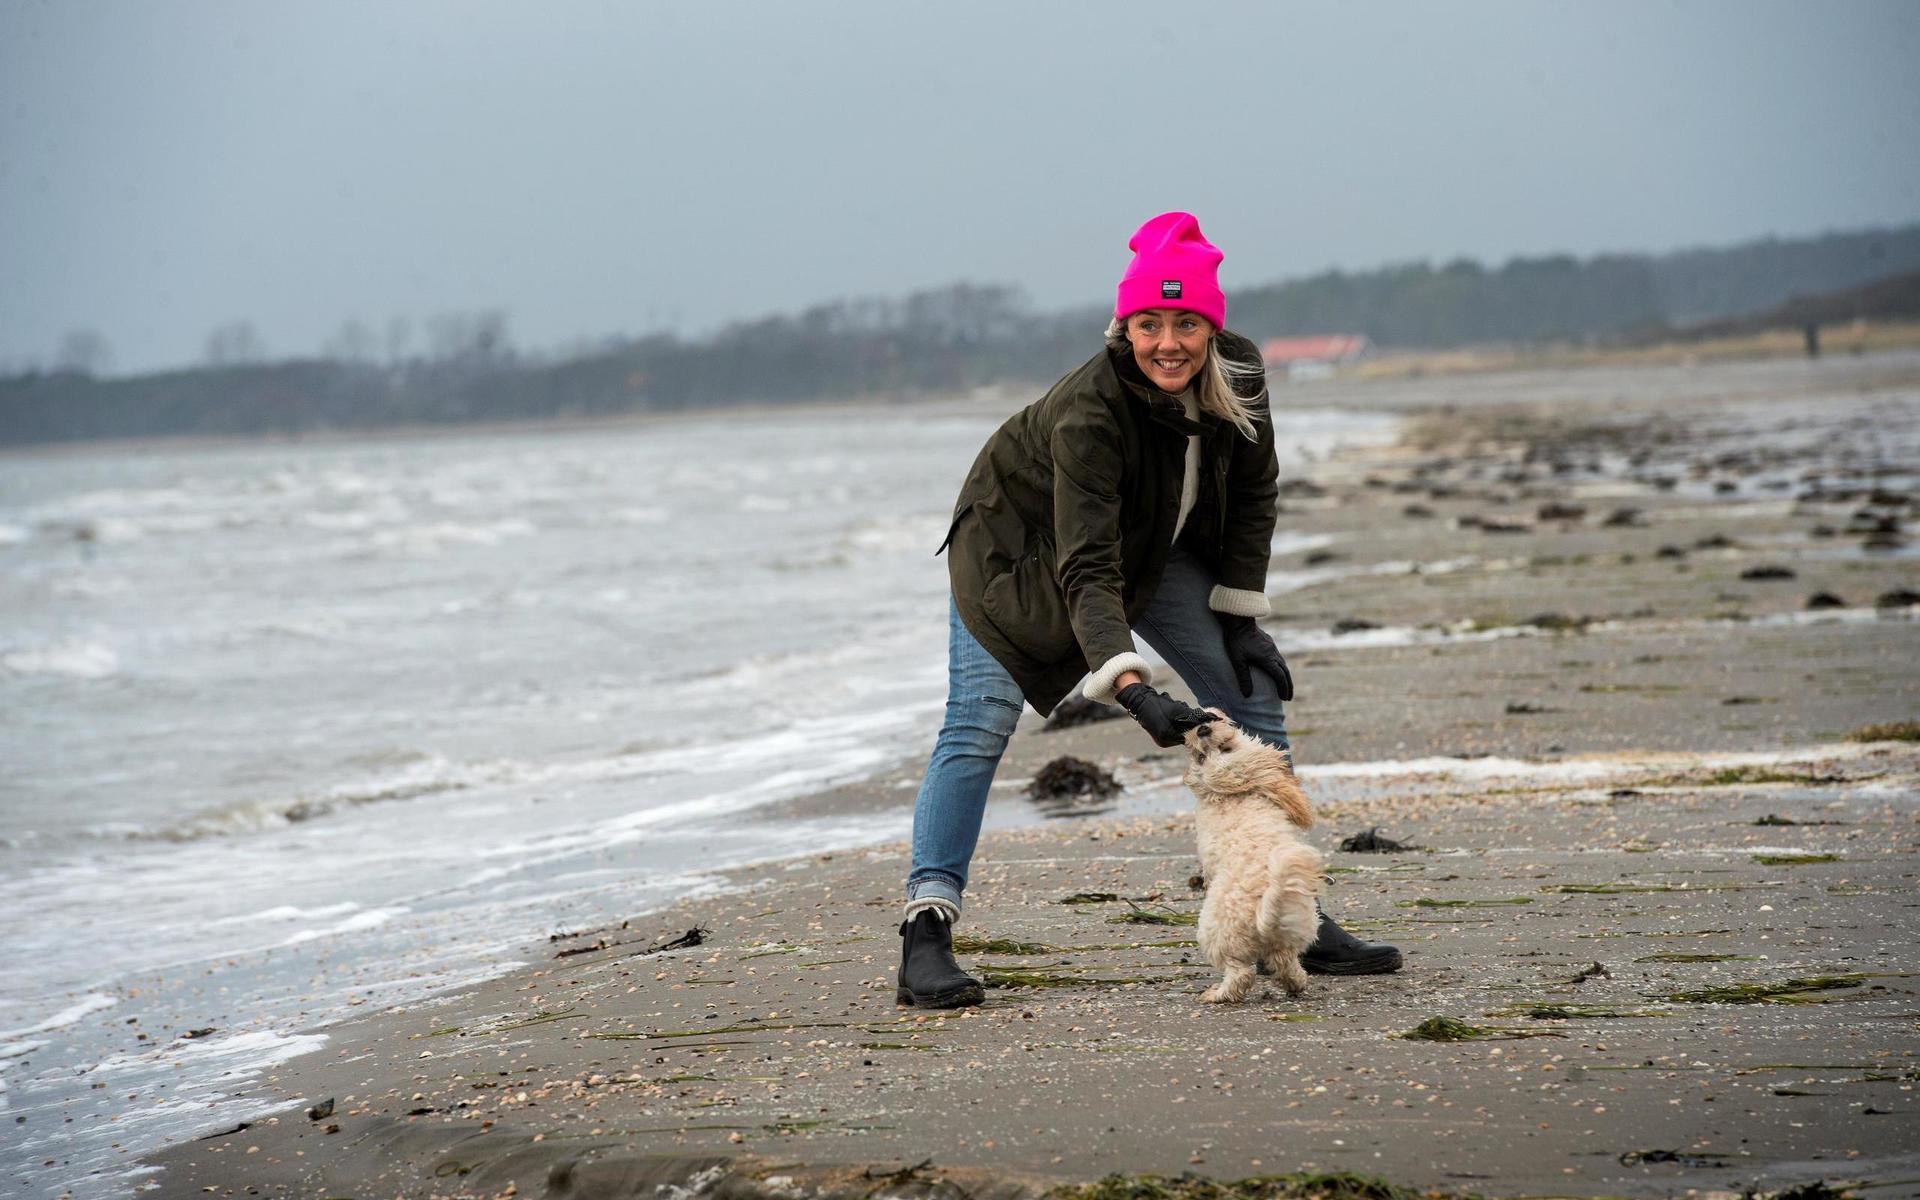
1200, 984, 1235, 1003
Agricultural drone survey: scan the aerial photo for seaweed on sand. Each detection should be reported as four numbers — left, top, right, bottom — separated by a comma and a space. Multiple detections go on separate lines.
1398, 1016, 1566, 1042
1486, 1002, 1664, 1019
977, 965, 1173, 990
1667, 974, 1869, 1004
1338, 827, 1416, 852
1847, 719, 1920, 742
1049, 1170, 1446, 1200
952, 935, 1065, 955
1106, 900, 1199, 926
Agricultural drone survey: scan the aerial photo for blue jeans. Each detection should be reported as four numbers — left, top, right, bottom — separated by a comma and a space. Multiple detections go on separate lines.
907, 546, 1289, 915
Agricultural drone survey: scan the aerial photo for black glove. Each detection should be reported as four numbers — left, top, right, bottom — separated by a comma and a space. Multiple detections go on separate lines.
1116, 682, 1215, 748
1220, 614, 1294, 701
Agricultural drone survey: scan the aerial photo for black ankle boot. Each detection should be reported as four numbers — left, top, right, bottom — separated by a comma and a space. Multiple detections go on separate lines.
895, 910, 985, 1008
1300, 905, 1403, 975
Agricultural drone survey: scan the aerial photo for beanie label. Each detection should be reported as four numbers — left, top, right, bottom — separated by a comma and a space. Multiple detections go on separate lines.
1161, 280, 1183, 299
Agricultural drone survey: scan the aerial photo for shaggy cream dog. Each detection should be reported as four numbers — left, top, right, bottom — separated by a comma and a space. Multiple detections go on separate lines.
1184, 714, 1325, 1003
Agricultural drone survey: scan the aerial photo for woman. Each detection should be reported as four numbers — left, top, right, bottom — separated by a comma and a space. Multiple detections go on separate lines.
899, 212, 1401, 1008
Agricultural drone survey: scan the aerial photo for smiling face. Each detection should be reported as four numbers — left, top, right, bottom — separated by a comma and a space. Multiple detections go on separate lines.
1125, 308, 1213, 394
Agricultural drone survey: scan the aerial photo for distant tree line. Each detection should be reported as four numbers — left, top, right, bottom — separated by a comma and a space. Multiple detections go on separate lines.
5, 224, 1918, 446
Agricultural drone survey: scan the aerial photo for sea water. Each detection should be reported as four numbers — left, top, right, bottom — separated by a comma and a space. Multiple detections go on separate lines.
0, 392, 1393, 1196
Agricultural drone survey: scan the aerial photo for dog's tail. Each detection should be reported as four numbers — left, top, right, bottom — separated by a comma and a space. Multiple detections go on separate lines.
1257, 842, 1327, 950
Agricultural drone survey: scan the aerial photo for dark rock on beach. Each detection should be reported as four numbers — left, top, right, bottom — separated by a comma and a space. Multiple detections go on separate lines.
1027, 755, 1121, 804
1043, 693, 1125, 732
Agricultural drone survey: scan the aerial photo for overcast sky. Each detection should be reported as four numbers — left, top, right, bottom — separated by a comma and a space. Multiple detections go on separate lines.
3, 0, 1917, 375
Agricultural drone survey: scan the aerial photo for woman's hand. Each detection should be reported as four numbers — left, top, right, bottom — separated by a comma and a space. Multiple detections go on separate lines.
1116, 683, 1215, 748
1219, 614, 1294, 700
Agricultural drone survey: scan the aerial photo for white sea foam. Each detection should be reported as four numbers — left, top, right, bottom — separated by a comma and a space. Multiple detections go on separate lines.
2, 639, 119, 678
280, 907, 408, 947
367, 517, 535, 552
0, 522, 28, 545
208, 902, 362, 927
1298, 742, 1885, 786
0, 992, 117, 1041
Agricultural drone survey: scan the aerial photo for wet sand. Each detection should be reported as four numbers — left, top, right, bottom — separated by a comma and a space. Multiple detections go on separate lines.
140, 353, 1920, 1198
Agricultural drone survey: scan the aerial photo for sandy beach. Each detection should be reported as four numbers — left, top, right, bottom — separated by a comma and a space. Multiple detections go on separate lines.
128, 351, 1920, 1198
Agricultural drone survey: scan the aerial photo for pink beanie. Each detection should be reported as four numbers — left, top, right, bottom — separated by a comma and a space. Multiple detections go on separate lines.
1114, 211, 1226, 330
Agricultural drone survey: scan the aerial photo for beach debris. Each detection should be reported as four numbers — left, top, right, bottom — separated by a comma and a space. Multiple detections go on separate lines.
1694, 532, 1736, 548
1402, 503, 1435, 518
863, 1159, 935, 1186
195, 1121, 252, 1141
1277, 478, 1327, 498
178, 1027, 216, 1039
1107, 900, 1198, 926
1805, 591, 1847, 609
1667, 973, 1868, 1004
1051, 1171, 1430, 1200
1547, 882, 1680, 894
1338, 826, 1414, 852
1635, 953, 1760, 963
1028, 755, 1121, 805
633, 928, 705, 957
1505, 701, 1555, 714
1847, 719, 1920, 742
1044, 693, 1125, 731
1187, 873, 1206, 890
1562, 961, 1610, 985
1874, 588, 1920, 608
1056, 892, 1120, 904
1303, 549, 1341, 565
1655, 544, 1688, 559
1330, 617, 1382, 635
952, 935, 1064, 955
1396, 896, 1531, 908
1618, 1149, 1737, 1167
1752, 853, 1840, 865
1523, 611, 1591, 631
306, 1098, 334, 1121
1739, 564, 1797, 580
1487, 1002, 1661, 1019
1602, 506, 1646, 527
1398, 1016, 1564, 1042
1536, 501, 1586, 522
1477, 518, 1532, 534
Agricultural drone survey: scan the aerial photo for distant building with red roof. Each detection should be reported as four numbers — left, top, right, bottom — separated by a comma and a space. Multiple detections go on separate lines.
1260, 334, 1373, 380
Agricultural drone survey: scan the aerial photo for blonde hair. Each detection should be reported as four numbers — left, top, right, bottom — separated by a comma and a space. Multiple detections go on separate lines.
1105, 315, 1266, 440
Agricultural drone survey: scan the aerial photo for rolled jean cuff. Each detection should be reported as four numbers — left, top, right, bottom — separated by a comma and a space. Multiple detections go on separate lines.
905, 875, 964, 925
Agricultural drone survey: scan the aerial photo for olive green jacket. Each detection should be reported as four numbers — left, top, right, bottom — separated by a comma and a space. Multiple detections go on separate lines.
937, 330, 1277, 716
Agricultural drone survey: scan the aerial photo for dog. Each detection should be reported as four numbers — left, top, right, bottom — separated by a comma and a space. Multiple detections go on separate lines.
1183, 712, 1325, 1003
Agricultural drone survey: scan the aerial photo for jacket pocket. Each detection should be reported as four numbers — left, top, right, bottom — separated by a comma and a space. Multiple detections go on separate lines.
979, 535, 1077, 664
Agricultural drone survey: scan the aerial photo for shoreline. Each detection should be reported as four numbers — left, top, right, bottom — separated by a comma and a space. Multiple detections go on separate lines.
138, 733, 1920, 1199
34, 350, 1920, 1197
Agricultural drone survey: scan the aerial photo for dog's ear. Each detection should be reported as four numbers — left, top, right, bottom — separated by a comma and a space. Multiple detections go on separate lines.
1272, 779, 1314, 829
